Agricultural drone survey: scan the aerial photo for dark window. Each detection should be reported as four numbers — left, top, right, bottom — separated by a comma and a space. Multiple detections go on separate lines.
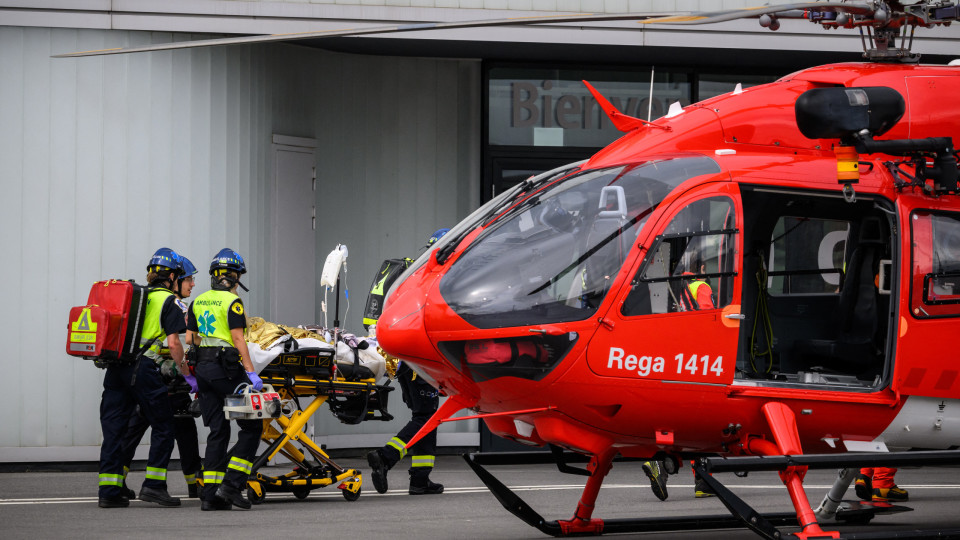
911, 210, 960, 318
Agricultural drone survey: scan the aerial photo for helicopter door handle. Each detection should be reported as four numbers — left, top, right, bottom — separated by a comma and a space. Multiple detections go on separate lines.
529, 325, 566, 336
724, 314, 745, 320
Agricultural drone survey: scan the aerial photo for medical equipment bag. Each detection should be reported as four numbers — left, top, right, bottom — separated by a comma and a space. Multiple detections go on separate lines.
66, 279, 150, 364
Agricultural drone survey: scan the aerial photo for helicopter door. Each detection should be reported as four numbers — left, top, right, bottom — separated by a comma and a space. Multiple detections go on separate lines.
587, 186, 740, 385
895, 210, 960, 400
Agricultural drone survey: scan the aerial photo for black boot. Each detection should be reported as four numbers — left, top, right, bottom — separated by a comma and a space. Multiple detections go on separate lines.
187, 483, 199, 499
121, 480, 136, 500
409, 469, 443, 495
139, 486, 182, 507
201, 498, 232, 511
216, 483, 252, 509
854, 473, 873, 501
694, 478, 716, 498
642, 460, 669, 501
98, 495, 130, 508
409, 478, 444, 495
367, 449, 389, 494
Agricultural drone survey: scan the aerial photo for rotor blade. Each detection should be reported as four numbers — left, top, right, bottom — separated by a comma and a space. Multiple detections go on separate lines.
638, 2, 875, 25
53, 2, 878, 58
52, 12, 674, 58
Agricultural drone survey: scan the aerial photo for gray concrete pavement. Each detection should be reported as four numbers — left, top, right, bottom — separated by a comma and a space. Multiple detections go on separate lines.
2, 456, 960, 539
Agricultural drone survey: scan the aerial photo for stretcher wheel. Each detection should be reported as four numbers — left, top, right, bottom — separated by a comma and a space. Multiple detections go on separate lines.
293, 486, 311, 500
342, 485, 361, 502
247, 484, 266, 505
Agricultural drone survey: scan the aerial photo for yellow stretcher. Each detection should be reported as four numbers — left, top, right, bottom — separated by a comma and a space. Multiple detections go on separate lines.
243, 344, 394, 503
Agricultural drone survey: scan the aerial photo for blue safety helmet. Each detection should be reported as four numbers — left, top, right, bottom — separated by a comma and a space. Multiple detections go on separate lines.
427, 228, 450, 246
179, 256, 198, 277
147, 247, 183, 277
210, 248, 246, 275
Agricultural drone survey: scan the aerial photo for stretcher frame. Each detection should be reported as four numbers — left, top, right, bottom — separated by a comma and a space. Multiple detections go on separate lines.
242, 346, 394, 503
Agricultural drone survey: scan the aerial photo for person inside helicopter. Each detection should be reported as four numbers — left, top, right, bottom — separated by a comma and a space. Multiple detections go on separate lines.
679, 262, 715, 311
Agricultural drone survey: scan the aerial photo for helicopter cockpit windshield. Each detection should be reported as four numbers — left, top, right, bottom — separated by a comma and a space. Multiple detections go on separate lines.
439, 155, 722, 329
382, 161, 586, 311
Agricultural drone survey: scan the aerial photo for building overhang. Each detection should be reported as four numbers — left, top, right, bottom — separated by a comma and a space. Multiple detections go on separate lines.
7, 0, 959, 66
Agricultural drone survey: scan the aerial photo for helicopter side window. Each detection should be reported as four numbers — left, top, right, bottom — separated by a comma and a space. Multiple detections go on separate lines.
911, 210, 960, 318
623, 196, 737, 316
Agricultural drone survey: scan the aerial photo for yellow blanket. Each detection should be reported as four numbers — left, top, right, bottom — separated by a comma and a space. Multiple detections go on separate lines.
247, 316, 328, 349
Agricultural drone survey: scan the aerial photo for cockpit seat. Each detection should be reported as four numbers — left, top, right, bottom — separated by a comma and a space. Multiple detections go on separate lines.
793, 217, 886, 375
580, 186, 633, 306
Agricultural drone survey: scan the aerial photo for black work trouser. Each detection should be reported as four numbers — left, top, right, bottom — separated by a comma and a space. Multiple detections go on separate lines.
119, 390, 202, 483
195, 357, 263, 502
382, 362, 439, 482
98, 356, 175, 498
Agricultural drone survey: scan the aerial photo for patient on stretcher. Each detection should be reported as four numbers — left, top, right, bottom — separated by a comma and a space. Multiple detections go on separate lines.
245, 317, 387, 380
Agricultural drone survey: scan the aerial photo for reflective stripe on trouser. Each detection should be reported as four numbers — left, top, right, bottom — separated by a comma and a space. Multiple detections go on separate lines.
196, 360, 264, 503
228, 457, 253, 475
117, 390, 202, 482
99, 357, 175, 498
203, 471, 225, 486
184, 473, 197, 485
388, 363, 440, 475
386, 437, 408, 459
145, 467, 167, 482
99, 473, 124, 487
411, 455, 435, 468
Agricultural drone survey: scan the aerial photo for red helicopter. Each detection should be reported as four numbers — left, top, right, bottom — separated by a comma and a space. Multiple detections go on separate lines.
58, 2, 960, 538
370, 4, 960, 539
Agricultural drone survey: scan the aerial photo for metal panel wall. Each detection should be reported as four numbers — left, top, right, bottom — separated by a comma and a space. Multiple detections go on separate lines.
0, 25, 480, 460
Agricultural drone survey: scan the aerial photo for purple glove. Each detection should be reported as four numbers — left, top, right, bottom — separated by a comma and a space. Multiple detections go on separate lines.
183, 374, 199, 393
246, 371, 263, 391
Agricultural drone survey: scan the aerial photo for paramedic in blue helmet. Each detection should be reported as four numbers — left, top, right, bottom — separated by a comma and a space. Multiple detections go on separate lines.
187, 248, 263, 511
98, 248, 188, 508
170, 256, 203, 496
367, 228, 449, 496
117, 255, 203, 500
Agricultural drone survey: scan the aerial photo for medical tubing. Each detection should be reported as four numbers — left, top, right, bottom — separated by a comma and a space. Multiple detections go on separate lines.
323, 288, 329, 328
342, 263, 350, 325
750, 253, 774, 374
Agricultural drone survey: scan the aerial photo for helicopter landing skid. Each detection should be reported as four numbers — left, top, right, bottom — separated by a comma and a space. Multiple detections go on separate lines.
463, 453, 927, 539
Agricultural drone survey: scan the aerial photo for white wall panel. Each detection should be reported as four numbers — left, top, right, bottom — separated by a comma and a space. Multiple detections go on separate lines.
0, 27, 26, 449
21, 27, 53, 449
0, 25, 481, 459
72, 29, 109, 447
48, 28, 80, 448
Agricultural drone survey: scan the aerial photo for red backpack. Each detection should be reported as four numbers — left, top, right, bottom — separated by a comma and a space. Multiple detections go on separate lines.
66, 280, 151, 365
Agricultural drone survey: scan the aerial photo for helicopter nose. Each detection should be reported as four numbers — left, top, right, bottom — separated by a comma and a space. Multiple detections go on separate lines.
377, 281, 435, 363
378, 273, 482, 401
